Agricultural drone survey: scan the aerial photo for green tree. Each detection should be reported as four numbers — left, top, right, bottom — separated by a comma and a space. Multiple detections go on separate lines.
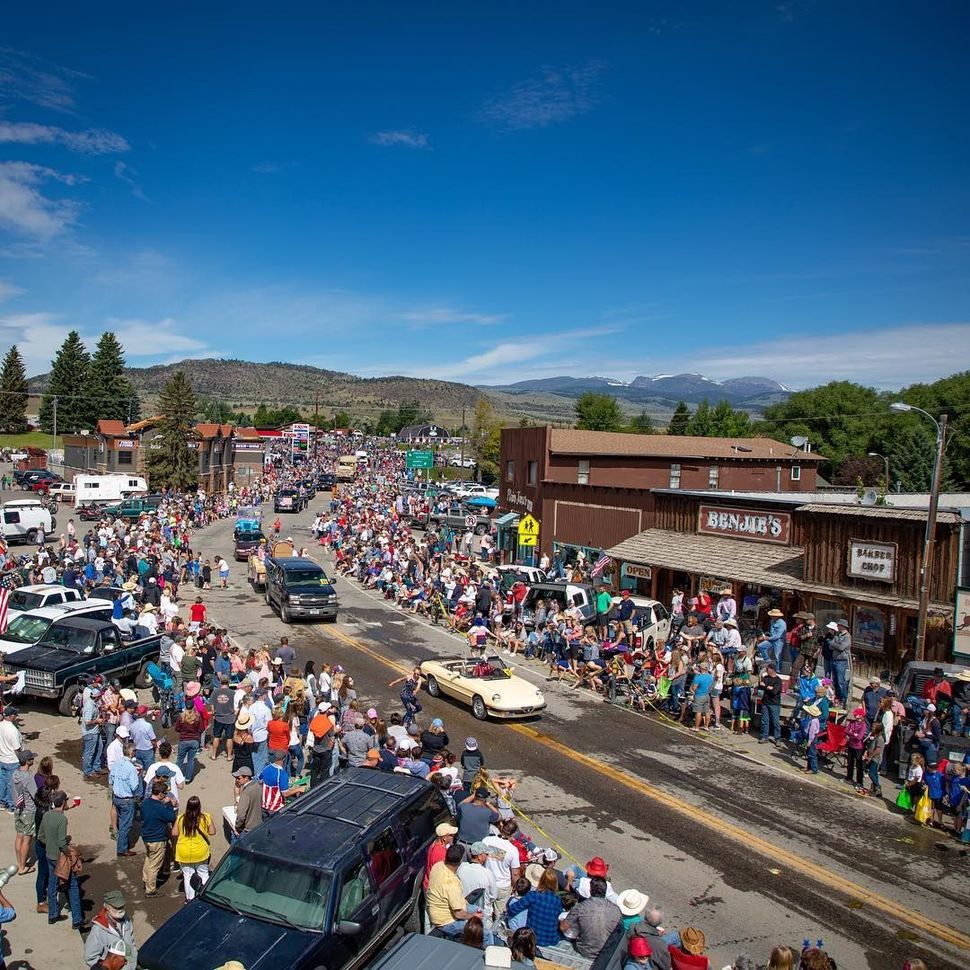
86, 331, 140, 425
0, 345, 29, 434
394, 399, 422, 433
574, 392, 623, 432
146, 370, 198, 491
686, 400, 714, 436
39, 331, 92, 434
709, 399, 751, 437
470, 397, 501, 481
667, 401, 691, 435
628, 411, 654, 434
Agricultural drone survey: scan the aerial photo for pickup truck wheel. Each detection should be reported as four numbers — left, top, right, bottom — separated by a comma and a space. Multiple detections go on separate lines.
474, 524, 487, 536
59, 684, 80, 717
280, 603, 292, 624
134, 662, 153, 689
426, 675, 441, 698
471, 695, 488, 720
264, 590, 272, 607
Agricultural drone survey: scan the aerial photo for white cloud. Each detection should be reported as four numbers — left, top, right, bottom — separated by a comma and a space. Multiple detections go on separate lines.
400, 306, 506, 327
0, 161, 84, 238
0, 280, 24, 302
0, 311, 72, 375
0, 48, 85, 112
95, 318, 211, 357
369, 130, 429, 149
482, 61, 605, 131
664, 322, 970, 389
0, 122, 129, 154
113, 161, 149, 202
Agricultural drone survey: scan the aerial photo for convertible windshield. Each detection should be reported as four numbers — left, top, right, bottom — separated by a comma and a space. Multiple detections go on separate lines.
236, 531, 264, 543
203, 849, 332, 931
2, 615, 52, 644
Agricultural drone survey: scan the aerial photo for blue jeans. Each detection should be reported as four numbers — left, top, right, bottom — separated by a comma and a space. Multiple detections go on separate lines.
831, 660, 849, 705
867, 759, 881, 792
134, 749, 155, 774
0, 762, 16, 809
81, 733, 101, 778
252, 740, 269, 779
952, 705, 969, 737
47, 858, 82, 925
288, 744, 305, 776
35, 837, 49, 904
114, 795, 137, 854
177, 739, 200, 783
760, 703, 781, 740
806, 740, 818, 773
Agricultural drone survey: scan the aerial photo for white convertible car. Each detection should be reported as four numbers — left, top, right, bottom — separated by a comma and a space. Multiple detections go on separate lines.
420, 655, 546, 720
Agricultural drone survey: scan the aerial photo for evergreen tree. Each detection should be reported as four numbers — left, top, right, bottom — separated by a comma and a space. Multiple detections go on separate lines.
628, 411, 654, 434
667, 401, 691, 435
146, 370, 198, 491
710, 399, 752, 437
0, 345, 29, 434
574, 392, 623, 432
470, 397, 502, 481
86, 331, 141, 425
686, 399, 714, 436
38, 331, 91, 434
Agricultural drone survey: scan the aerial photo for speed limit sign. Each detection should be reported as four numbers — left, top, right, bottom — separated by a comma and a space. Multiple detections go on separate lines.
464, 514, 477, 528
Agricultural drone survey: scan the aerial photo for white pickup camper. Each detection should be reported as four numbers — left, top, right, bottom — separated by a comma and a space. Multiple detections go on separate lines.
74, 474, 148, 506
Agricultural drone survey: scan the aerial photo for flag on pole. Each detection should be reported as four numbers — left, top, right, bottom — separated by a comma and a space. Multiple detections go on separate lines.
589, 553, 611, 579
0, 588, 9, 635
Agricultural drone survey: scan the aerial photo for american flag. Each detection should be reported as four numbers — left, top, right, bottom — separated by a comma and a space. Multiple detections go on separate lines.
589, 553, 611, 578
0, 588, 8, 635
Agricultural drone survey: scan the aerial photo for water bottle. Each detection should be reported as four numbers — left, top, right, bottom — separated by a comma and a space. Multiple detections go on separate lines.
0, 864, 19, 888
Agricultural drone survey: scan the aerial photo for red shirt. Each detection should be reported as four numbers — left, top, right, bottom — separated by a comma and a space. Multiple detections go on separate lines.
424, 839, 449, 889
267, 718, 290, 751
190, 603, 206, 624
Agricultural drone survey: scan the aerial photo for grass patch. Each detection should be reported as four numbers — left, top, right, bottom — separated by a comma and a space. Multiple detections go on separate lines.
0, 432, 62, 450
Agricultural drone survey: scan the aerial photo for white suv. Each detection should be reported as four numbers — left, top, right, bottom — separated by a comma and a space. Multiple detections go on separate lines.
6, 585, 84, 624
0, 600, 115, 656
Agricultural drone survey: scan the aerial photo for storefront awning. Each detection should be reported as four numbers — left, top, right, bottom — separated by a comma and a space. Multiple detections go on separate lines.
495, 512, 520, 527
606, 528, 952, 614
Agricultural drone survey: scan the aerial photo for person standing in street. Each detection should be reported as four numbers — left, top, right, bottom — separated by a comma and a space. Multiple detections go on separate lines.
208, 675, 237, 761
0, 708, 22, 809
172, 795, 216, 902
249, 690, 271, 778
12, 749, 38, 874
37, 790, 83, 928
79, 688, 104, 780
759, 663, 783, 744
690, 661, 715, 732
109, 741, 142, 858
129, 707, 157, 774
232, 766, 260, 839
140, 779, 176, 896
83, 890, 137, 970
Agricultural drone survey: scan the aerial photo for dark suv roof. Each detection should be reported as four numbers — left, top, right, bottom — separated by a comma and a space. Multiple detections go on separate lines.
243, 769, 432, 868
275, 557, 324, 571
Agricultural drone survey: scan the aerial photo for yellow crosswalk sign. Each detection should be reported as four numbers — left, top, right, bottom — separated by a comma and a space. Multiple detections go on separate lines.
517, 514, 539, 538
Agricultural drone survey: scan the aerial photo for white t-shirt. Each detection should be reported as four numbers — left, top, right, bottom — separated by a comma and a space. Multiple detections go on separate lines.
169, 641, 184, 673
576, 876, 620, 905
907, 764, 924, 783
144, 760, 186, 803
106, 737, 125, 770
482, 836, 519, 890
0, 721, 22, 765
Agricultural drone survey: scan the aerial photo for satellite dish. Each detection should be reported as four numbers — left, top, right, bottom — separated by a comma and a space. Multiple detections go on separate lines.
861, 488, 878, 507
790, 435, 808, 448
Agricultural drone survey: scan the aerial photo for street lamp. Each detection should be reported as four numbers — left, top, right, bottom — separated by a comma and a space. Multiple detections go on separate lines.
889, 402, 948, 661
867, 452, 890, 489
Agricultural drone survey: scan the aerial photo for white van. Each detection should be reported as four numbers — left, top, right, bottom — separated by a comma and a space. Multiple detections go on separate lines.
74, 474, 148, 506
0, 499, 54, 545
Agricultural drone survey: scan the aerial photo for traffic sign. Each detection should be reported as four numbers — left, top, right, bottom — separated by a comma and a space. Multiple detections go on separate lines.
406, 450, 434, 469
518, 534, 538, 547
517, 514, 540, 538
464, 514, 477, 528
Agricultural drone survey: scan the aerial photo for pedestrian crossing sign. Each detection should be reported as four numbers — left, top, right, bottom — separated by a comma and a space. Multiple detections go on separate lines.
517, 514, 540, 540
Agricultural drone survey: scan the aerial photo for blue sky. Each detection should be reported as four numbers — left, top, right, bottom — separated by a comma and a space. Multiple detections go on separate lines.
0, 1, 968, 389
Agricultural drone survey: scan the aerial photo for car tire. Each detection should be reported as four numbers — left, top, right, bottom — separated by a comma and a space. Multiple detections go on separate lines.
26, 528, 37, 544
265, 590, 272, 607
426, 675, 441, 697
135, 662, 153, 689
474, 524, 487, 536
280, 604, 292, 624
59, 684, 80, 718
472, 695, 488, 720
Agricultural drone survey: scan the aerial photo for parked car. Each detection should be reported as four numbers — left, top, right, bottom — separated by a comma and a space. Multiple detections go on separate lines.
264, 556, 339, 623
2, 616, 161, 716
422, 502, 495, 537
46, 482, 76, 504
520, 582, 598, 629
421, 654, 546, 720
0, 499, 55, 544
0, 601, 117, 658
100, 494, 165, 519
5, 584, 84, 624
18, 469, 61, 489
136, 769, 449, 970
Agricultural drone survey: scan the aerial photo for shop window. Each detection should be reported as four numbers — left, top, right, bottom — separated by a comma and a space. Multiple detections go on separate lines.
791, 466, 801, 481
117, 450, 133, 466
577, 460, 590, 485
813, 598, 843, 636
527, 460, 538, 486
708, 465, 719, 489
669, 463, 681, 488
505, 460, 514, 482
852, 605, 886, 653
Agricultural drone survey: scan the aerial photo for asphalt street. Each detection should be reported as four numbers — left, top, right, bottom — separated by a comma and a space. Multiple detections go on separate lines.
1, 493, 967, 970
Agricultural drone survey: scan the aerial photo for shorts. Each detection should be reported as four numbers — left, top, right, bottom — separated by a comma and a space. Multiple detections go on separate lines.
596, 613, 609, 627
693, 695, 711, 714
15, 811, 36, 837
556, 658, 571, 670
213, 720, 234, 739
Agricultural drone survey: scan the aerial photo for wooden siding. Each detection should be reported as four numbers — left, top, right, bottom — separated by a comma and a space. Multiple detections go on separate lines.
550, 497, 644, 551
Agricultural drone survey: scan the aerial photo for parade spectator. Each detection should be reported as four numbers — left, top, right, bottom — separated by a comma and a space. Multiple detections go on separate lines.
140, 779, 177, 896
172, 795, 216, 901
84, 890, 137, 970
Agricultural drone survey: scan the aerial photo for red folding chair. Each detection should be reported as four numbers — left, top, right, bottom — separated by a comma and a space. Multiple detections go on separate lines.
816, 721, 848, 768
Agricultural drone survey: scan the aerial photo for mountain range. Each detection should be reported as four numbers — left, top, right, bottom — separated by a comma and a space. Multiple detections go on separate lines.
28, 359, 790, 426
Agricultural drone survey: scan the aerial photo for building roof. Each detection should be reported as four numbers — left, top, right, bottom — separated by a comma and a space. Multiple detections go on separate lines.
397, 423, 451, 439
796, 503, 962, 525
652, 488, 970, 515
606, 528, 952, 613
548, 429, 822, 461
194, 422, 233, 439
233, 426, 262, 441
95, 419, 126, 436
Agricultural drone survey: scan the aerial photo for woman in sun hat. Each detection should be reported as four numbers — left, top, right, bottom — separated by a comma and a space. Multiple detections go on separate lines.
617, 888, 649, 931
231, 709, 255, 775
802, 703, 822, 774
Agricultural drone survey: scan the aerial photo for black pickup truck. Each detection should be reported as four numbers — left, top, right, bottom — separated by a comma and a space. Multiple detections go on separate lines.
3, 617, 162, 715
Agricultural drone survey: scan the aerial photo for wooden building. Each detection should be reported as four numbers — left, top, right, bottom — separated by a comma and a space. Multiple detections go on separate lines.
607, 490, 962, 673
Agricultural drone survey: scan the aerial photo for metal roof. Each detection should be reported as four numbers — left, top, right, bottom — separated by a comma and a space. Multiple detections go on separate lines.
796, 503, 962, 524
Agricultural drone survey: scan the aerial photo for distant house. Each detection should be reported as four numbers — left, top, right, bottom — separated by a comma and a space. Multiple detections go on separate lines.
397, 423, 451, 442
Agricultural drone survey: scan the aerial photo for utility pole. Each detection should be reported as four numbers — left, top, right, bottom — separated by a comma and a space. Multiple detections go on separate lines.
459, 405, 466, 473
314, 390, 320, 424
51, 396, 57, 453
915, 411, 947, 662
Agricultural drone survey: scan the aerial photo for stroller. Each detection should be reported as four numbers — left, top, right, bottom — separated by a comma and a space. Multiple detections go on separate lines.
145, 661, 176, 728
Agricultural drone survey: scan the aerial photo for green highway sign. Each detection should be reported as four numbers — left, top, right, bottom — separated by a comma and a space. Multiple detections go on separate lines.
406, 450, 434, 469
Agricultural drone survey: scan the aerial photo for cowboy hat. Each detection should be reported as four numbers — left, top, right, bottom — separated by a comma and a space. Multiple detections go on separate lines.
524, 863, 546, 889
122, 580, 138, 591
585, 856, 609, 877
836, 618, 849, 628
956, 670, 970, 682
720, 588, 733, 596
825, 621, 839, 632
723, 618, 738, 628
119, 688, 137, 703
680, 927, 706, 956
234, 711, 254, 730
767, 608, 784, 617
185, 681, 201, 698
617, 888, 649, 917
803, 704, 822, 717
141, 603, 157, 613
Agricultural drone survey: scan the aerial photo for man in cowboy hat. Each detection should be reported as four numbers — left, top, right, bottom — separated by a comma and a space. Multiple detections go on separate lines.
715, 587, 736, 623
570, 856, 620, 904
616, 888, 649, 930
561, 875, 622, 958
829, 619, 852, 705
789, 612, 820, 682
757, 609, 787, 669
722, 617, 742, 658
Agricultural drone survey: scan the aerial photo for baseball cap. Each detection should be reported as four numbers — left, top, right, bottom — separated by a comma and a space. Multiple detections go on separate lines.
232, 766, 253, 778
365, 748, 380, 760
436, 822, 458, 837
115, 725, 130, 738
366, 708, 378, 719
470, 841, 498, 857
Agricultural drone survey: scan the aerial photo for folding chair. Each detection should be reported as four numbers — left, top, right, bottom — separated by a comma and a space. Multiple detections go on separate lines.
816, 722, 848, 769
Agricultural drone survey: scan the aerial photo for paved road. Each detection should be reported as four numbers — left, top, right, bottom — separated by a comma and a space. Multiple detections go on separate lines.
2, 495, 967, 969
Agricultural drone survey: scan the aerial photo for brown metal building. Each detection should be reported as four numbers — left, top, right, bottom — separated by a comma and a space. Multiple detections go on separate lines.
497, 426, 822, 563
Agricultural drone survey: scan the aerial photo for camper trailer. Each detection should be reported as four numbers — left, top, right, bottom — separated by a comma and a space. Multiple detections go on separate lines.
74, 474, 149, 506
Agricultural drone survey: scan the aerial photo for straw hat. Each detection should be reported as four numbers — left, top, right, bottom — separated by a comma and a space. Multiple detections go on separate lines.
524, 863, 546, 889
234, 711, 253, 730
803, 704, 821, 717
767, 608, 783, 617
617, 888, 649, 917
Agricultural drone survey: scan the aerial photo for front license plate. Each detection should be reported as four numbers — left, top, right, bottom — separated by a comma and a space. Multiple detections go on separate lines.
308, 609, 321, 615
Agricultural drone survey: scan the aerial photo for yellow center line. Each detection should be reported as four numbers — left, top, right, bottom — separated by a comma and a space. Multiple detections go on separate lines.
321, 623, 970, 954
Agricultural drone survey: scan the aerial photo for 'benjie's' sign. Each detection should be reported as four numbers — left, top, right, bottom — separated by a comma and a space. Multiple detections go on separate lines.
698, 505, 792, 545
